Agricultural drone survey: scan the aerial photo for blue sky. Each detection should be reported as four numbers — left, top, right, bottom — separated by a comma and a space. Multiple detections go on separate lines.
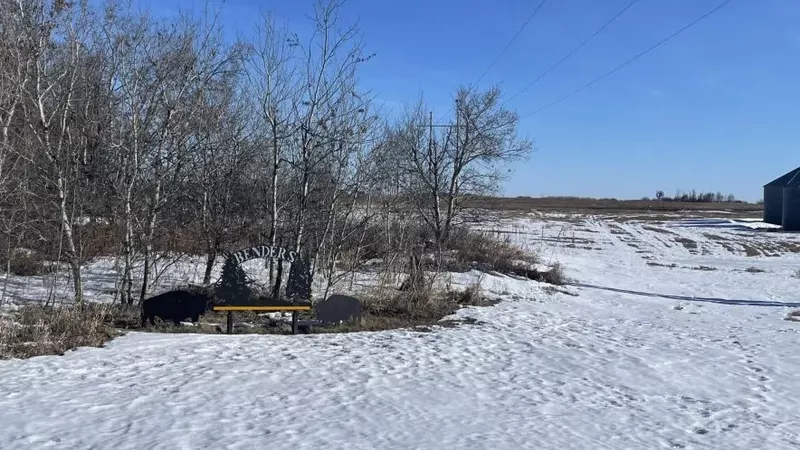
135, 0, 799, 201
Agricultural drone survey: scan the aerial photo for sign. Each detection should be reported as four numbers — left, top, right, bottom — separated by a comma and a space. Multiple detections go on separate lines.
214, 244, 311, 307
228, 245, 298, 265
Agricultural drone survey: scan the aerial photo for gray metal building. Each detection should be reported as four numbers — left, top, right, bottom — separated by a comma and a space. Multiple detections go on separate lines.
763, 166, 800, 230
783, 185, 800, 231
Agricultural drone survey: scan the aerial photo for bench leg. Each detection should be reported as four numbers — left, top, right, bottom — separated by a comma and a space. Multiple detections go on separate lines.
227, 311, 233, 334
291, 311, 298, 335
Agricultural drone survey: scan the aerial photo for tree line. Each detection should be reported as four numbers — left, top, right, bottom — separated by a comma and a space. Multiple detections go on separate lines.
0, 0, 532, 305
653, 190, 739, 203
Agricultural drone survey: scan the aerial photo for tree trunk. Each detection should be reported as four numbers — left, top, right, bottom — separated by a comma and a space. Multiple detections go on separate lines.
272, 258, 283, 300
202, 236, 218, 285
267, 130, 280, 283
139, 179, 162, 304
349, 193, 372, 290
58, 176, 83, 307
293, 161, 311, 254
120, 183, 135, 304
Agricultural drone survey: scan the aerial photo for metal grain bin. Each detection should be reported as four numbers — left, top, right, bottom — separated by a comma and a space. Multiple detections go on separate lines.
763, 167, 800, 226
782, 186, 800, 231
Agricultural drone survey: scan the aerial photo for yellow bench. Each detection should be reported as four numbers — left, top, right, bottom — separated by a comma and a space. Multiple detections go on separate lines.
213, 305, 312, 334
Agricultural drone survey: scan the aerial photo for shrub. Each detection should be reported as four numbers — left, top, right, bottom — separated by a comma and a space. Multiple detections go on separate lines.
356, 274, 497, 328
445, 228, 537, 273
392, 228, 568, 285
0, 304, 122, 359
0, 250, 47, 277
78, 222, 120, 262
444, 277, 500, 307
362, 287, 457, 321
538, 263, 566, 285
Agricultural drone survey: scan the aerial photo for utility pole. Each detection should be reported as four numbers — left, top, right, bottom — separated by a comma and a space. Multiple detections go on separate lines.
428, 111, 434, 158
411, 103, 469, 249
455, 98, 460, 156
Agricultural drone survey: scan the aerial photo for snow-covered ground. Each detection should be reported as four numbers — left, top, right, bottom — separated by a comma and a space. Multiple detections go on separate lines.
1, 212, 799, 449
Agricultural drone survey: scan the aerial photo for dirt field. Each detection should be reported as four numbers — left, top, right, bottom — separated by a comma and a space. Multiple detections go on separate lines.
468, 196, 763, 215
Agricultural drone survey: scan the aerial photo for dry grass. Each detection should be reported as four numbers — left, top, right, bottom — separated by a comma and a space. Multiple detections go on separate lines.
0, 304, 124, 359
360, 288, 459, 323
312, 278, 497, 334
445, 229, 535, 269
443, 229, 566, 285
538, 263, 567, 285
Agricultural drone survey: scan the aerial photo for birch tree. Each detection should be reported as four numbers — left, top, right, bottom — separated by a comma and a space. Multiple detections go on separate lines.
192, 79, 252, 285
0, 0, 29, 205
248, 12, 299, 281
289, 0, 373, 256
18, 0, 95, 305
134, 13, 242, 303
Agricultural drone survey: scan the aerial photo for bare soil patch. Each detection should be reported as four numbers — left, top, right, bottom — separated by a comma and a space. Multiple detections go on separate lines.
642, 226, 677, 235
647, 262, 678, 269
674, 237, 698, 251
741, 243, 761, 257
467, 196, 762, 213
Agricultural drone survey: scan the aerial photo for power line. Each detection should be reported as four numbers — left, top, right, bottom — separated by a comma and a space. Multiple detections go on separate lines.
504, 0, 644, 106
520, 0, 735, 119
474, 0, 549, 86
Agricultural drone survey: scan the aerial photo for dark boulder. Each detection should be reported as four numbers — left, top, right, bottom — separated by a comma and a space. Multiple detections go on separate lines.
315, 294, 362, 326
141, 290, 214, 327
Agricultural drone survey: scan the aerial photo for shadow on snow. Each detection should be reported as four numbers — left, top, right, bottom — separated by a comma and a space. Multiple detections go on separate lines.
569, 282, 800, 308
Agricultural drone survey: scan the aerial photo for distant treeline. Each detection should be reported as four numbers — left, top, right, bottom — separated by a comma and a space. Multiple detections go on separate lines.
647, 190, 740, 203
504, 194, 744, 204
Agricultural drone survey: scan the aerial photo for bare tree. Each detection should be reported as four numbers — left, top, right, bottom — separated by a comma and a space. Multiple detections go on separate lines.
132, 12, 242, 303
288, 0, 374, 257
393, 86, 533, 250
97, 6, 149, 304
247, 12, 299, 282
16, 0, 98, 306
0, 0, 536, 314
192, 81, 252, 285
0, 0, 29, 204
